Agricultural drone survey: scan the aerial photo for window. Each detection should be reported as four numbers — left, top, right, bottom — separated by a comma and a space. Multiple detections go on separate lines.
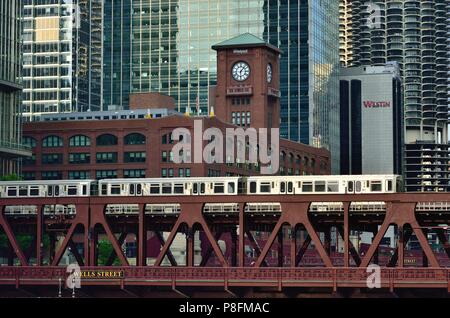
23, 154, 36, 166
42, 135, 63, 148
168, 168, 174, 178
69, 135, 91, 147
124, 152, 146, 163
69, 171, 90, 180
69, 153, 90, 164
96, 134, 118, 146
179, 168, 184, 177
42, 153, 63, 164
162, 151, 168, 162
302, 182, 313, 192
96, 152, 118, 164
124, 169, 146, 178
370, 181, 383, 192
41, 171, 63, 180
124, 133, 146, 145
23, 136, 36, 148
96, 170, 117, 179
161, 168, 167, 177
314, 181, 326, 192
185, 168, 191, 177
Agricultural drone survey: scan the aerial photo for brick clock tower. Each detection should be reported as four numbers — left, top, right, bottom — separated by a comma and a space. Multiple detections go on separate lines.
212, 33, 282, 130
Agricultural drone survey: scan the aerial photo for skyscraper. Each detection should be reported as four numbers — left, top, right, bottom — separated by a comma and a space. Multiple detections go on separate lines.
0, 0, 31, 177
340, 0, 450, 191
21, 0, 103, 121
103, 0, 341, 173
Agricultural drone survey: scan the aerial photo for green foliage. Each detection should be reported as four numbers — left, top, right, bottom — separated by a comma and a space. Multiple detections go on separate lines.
0, 174, 22, 181
97, 240, 121, 266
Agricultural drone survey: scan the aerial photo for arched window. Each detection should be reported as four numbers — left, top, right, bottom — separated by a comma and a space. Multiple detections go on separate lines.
96, 134, 118, 146
23, 136, 37, 148
296, 155, 301, 165
124, 133, 146, 145
42, 135, 63, 148
304, 157, 309, 168
69, 135, 91, 147
289, 153, 294, 164
280, 151, 286, 161
311, 158, 316, 170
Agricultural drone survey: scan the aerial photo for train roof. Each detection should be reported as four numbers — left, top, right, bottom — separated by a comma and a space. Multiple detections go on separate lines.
98, 177, 241, 183
0, 180, 96, 185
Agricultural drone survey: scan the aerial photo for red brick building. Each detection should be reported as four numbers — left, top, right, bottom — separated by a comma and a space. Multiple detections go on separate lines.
21, 34, 330, 180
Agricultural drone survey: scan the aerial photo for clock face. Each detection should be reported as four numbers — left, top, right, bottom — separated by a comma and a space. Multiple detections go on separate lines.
267, 63, 273, 83
232, 62, 250, 82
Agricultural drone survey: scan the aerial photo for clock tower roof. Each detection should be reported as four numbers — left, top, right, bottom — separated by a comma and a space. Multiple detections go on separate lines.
212, 33, 282, 54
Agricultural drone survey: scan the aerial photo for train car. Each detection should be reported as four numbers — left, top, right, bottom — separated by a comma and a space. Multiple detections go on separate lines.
244, 175, 402, 195
0, 180, 95, 198
98, 177, 240, 196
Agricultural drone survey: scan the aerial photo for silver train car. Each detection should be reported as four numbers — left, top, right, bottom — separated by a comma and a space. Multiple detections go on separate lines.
0, 180, 95, 198
245, 175, 402, 195
98, 177, 240, 196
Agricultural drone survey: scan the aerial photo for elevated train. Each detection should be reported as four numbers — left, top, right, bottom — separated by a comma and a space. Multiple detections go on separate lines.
0, 175, 402, 198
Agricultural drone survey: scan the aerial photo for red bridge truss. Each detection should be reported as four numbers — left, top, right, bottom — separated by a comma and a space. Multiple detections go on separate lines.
1, 193, 450, 297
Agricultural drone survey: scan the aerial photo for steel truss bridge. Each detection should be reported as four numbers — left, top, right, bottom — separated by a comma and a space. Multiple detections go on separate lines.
1, 193, 450, 297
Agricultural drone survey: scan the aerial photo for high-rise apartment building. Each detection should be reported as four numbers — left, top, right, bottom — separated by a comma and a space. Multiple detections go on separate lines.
21, 0, 103, 121
0, 0, 31, 177
340, 0, 450, 191
103, 0, 341, 173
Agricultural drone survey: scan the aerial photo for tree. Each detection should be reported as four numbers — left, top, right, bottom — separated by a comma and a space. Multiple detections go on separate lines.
0, 174, 22, 181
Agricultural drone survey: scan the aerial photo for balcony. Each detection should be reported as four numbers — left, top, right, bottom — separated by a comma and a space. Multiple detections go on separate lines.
226, 85, 253, 96
0, 141, 32, 158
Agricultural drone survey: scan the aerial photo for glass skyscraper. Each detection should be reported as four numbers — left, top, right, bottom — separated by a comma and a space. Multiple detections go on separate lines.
340, 0, 450, 191
103, 0, 340, 172
0, 0, 30, 176
21, 0, 103, 121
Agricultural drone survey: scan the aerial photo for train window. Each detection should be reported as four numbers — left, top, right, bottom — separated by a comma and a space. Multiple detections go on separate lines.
174, 184, 183, 194
288, 182, 293, 193
200, 183, 206, 194
150, 184, 160, 194
162, 183, 172, 194
48, 186, 53, 196
314, 181, 326, 192
193, 183, 198, 194
228, 182, 235, 194
327, 182, 339, 192
302, 182, 313, 192
249, 182, 257, 194
370, 181, 382, 192
82, 185, 87, 196
214, 183, 225, 194
387, 180, 393, 192
30, 187, 39, 196
19, 186, 28, 196
67, 186, 77, 196
355, 181, 362, 192
280, 182, 286, 193
7, 187, 17, 196
260, 183, 271, 193
137, 184, 142, 195
111, 185, 121, 195
130, 184, 135, 195
54, 186, 60, 196
347, 181, 354, 192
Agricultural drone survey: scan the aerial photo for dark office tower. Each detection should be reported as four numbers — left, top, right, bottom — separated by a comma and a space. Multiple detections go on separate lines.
103, 0, 132, 110
340, 0, 450, 191
104, 0, 341, 173
0, 0, 31, 176
21, 0, 103, 121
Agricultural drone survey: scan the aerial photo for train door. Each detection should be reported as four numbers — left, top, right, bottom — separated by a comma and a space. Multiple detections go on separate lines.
48, 185, 60, 197
345, 180, 363, 194
192, 182, 206, 195
129, 183, 143, 196
280, 181, 294, 194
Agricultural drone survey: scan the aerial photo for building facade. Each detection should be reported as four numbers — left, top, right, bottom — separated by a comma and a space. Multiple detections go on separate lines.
21, 0, 103, 121
340, 0, 450, 191
339, 64, 404, 175
0, 0, 31, 177
103, 0, 340, 172
22, 38, 331, 180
